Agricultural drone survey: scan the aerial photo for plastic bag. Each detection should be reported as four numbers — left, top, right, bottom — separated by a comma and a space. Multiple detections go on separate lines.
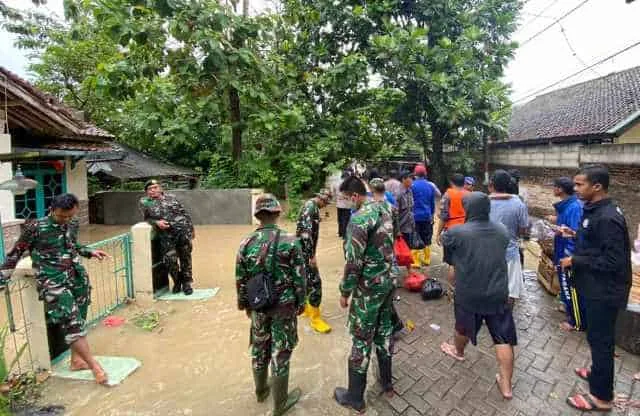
394, 236, 412, 267
421, 278, 444, 300
404, 271, 427, 292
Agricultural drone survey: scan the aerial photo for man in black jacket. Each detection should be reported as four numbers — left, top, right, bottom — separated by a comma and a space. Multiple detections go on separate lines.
440, 192, 516, 400
561, 165, 632, 412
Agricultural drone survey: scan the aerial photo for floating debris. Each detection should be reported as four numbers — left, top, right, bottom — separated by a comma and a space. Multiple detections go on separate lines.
132, 310, 161, 332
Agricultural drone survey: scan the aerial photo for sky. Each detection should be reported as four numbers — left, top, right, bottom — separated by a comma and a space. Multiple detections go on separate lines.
1, 0, 639, 104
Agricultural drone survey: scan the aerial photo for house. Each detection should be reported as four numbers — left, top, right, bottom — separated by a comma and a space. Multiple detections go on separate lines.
86, 143, 198, 189
490, 65, 640, 237
0, 66, 114, 245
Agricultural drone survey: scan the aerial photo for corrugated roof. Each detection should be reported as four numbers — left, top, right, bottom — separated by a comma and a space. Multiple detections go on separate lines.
507, 66, 640, 143
0, 66, 113, 140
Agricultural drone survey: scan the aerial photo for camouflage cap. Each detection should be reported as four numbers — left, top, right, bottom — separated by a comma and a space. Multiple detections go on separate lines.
144, 179, 160, 191
254, 193, 282, 214
315, 188, 332, 202
369, 177, 385, 192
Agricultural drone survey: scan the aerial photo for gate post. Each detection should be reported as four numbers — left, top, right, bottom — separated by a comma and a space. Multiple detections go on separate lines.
12, 259, 51, 371
131, 222, 153, 296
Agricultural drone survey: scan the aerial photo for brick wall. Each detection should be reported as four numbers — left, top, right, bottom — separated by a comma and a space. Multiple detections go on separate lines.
492, 163, 640, 241
2, 219, 24, 254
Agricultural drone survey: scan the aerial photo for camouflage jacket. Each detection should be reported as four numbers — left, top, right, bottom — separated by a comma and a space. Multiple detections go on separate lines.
236, 224, 306, 310
296, 199, 320, 260
139, 193, 194, 238
1, 216, 93, 278
340, 200, 395, 298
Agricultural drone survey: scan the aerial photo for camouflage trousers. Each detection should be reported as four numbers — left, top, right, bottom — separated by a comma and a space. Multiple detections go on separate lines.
348, 288, 394, 375
37, 265, 91, 345
250, 304, 298, 377
304, 261, 322, 307
159, 232, 193, 284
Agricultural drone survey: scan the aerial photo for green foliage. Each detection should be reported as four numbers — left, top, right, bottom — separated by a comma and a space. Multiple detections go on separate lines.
2, 0, 520, 193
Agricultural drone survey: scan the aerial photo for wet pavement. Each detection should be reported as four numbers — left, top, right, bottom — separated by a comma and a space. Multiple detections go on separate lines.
37, 215, 640, 415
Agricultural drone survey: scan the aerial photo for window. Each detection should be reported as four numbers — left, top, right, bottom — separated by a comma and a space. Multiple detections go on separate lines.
14, 162, 66, 220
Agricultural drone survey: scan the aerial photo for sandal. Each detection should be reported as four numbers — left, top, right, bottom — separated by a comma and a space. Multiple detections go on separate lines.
575, 367, 591, 381
566, 393, 612, 412
559, 321, 576, 332
440, 342, 465, 362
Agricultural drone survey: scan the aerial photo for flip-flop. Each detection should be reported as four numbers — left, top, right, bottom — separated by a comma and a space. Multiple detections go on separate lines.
559, 321, 576, 332
440, 342, 465, 362
566, 393, 612, 412
495, 374, 513, 400
575, 367, 591, 381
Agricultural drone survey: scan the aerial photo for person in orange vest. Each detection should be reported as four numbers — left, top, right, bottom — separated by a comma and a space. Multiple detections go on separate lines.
436, 174, 469, 251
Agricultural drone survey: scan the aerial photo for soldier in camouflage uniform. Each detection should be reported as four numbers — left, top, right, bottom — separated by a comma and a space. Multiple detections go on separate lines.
0, 194, 109, 384
139, 179, 195, 295
236, 194, 306, 416
335, 176, 396, 412
296, 189, 332, 333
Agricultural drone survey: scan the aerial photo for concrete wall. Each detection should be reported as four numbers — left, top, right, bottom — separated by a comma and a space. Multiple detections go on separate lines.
91, 189, 258, 225
65, 158, 89, 225
0, 134, 15, 222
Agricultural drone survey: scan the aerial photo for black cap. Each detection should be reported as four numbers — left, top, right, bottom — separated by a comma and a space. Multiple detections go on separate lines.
552, 177, 575, 195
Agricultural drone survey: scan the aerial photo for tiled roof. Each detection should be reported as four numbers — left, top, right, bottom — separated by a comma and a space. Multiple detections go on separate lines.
0, 66, 113, 139
507, 65, 640, 143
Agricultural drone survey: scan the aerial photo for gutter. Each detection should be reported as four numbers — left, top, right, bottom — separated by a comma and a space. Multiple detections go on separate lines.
606, 110, 640, 136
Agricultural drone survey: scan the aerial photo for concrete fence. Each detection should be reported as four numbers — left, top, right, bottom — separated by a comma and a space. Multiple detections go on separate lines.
90, 188, 263, 225
490, 142, 640, 168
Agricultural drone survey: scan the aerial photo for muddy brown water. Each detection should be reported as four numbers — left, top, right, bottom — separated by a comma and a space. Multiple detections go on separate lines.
39, 213, 375, 415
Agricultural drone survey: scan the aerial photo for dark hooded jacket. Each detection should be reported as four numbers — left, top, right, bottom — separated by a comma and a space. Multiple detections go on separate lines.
442, 192, 510, 314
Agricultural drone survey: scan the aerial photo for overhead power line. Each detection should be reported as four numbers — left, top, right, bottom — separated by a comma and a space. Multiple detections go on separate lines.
519, 0, 562, 32
520, 0, 592, 47
513, 39, 640, 104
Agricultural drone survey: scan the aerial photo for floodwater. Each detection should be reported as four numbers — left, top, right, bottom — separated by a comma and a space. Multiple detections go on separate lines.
39, 212, 372, 416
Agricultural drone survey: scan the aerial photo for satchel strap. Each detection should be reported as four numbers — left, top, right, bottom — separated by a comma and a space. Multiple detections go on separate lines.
269, 230, 281, 275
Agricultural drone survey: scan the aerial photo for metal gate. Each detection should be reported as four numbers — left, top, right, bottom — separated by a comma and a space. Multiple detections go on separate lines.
82, 232, 134, 326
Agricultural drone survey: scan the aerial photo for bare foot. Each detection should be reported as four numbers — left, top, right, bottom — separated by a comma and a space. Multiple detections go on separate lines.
634, 372, 640, 382
440, 342, 465, 361
495, 373, 513, 400
70, 358, 90, 371
91, 364, 108, 385
559, 321, 575, 332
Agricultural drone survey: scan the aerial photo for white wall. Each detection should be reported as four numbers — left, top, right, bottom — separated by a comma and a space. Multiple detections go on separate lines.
64, 158, 88, 201
0, 134, 15, 222
491, 143, 640, 168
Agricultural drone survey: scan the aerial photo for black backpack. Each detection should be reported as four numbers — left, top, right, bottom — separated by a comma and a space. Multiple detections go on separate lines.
246, 230, 281, 311
421, 278, 444, 300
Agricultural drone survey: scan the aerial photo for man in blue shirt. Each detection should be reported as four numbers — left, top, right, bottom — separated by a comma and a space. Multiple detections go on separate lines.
545, 177, 585, 332
412, 165, 436, 266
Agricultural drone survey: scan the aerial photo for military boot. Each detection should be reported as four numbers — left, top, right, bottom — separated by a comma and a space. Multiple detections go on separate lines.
377, 355, 394, 397
171, 275, 182, 294
252, 368, 270, 403
334, 368, 366, 413
272, 373, 301, 416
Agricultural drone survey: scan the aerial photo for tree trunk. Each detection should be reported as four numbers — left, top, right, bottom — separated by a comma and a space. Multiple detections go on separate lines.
431, 126, 446, 188
482, 132, 490, 186
229, 87, 242, 161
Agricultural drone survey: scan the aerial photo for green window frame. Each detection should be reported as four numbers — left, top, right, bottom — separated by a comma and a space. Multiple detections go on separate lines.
14, 162, 67, 220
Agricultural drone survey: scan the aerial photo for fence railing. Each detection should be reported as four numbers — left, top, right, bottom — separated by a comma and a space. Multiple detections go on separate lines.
82, 233, 134, 326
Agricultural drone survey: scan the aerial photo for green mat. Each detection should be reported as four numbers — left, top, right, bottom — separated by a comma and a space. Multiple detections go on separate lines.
53, 356, 141, 387
156, 287, 220, 301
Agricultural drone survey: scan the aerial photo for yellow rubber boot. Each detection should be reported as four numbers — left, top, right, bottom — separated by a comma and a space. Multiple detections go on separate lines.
309, 306, 332, 333
301, 302, 312, 318
411, 250, 422, 268
422, 246, 431, 266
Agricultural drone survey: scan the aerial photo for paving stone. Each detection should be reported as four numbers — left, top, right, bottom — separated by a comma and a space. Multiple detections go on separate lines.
403, 391, 430, 414
385, 392, 410, 414
401, 408, 422, 416
394, 375, 418, 395
531, 380, 552, 399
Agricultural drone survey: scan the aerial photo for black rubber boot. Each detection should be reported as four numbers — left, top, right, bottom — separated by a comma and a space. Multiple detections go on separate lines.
252, 368, 270, 403
171, 278, 182, 294
272, 373, 301, 416
377, 354, 393, 396
334, 368, 366, 413
182, 281, 193, 296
